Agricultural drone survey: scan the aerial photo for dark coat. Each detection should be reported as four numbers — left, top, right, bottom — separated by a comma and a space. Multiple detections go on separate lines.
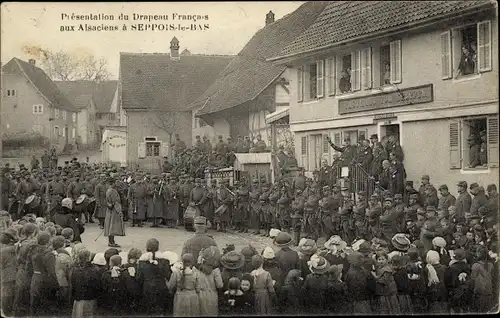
181, 232, 217, 262
54, 208, 82, 242
104, 186, 125, 237
275, 248, 299, 277
136, 255, 172, 314
70, 263, 101, 301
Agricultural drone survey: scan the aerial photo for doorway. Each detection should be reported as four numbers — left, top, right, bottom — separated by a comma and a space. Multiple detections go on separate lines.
379, 123, 400, 147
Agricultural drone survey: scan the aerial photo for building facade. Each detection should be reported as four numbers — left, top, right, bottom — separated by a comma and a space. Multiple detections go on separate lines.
270, 1, 499, 190
2, 58, 78, 152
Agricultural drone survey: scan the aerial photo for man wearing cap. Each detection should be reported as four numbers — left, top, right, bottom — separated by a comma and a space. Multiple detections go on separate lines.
214, 135, 227, 159
385, 135, 404, 162
418, 175, 431, 206
181, 216, 217, 262
290, 187, 306, 245
455, 181, 472, 222
370, 134, 387, 179
353, 139, 373, 172
14, 172, 35, 219
469, 183, 488, 216
325, 135, 357, 167
379, 197, 398, 242
190, 178, 208, 218
438, 184, 456, 213
393, 194, 406, 233
104, 176, 125, 247
202, 136, 212, 154
165, 176, 180, 228
403, 180, 419, 206
46, 171, 65, 221
172, 134, 186, 157
353, 191, 368, 239
234, 179, 250, 233
214, 179, 232, 232
486, 184, 498, 219
94, 174, 108, 229
194, 135, 204, 151
204, 179, 217, 226
129, 173, 147, 227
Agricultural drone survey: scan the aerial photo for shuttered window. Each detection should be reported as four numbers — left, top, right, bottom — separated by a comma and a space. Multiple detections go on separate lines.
301, 136, 307, 155
326, 57, 336, 95
316, 60, 325, 98
351, 51, 361, 91
441, 31, 452, 79
333, 132, 341, 155
487, 116, 499, 168
138, 141, 146, 159
323, 134, 329, 153
449, 122, 461, 169
390, 40, 402, 84
361, 47, 372, 89
477, 20, 492, 72
297, 67, 303, 102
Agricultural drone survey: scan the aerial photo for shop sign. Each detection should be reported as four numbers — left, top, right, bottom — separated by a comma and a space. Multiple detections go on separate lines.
339, 84, 433, 115
107, 135, 126, 148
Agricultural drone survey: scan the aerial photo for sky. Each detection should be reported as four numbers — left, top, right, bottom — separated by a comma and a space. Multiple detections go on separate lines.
1, 2, 304, 79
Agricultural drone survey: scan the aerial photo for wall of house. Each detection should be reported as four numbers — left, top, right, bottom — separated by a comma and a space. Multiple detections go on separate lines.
77, 109, 89, 145
1, 72, 76, 152
288, 16, 499, 131
126, 110, 192, 170
192, 108, 215, 145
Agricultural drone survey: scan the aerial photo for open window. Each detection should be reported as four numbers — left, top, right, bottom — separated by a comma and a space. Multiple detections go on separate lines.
380, 45, 391, 85
303, 62, 318, 101
339, 55, 352, 94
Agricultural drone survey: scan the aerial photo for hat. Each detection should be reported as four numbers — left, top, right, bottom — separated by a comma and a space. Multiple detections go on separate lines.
487, 184, 497, 192
194, 216, 207, 225
220, 251, 245, 270
61, 198, 73, 210
469, 182, 479, 190
324, 235, 347, 251
274, 232, 293, 247
358, 241, 372, 256
426, 206, 436, 212
421, 175, 430, 181
298, 238, 317, 255
432, 237, 447, 248
438, 184, 449, 191
351, 239, 367, 252
307, 255, 330, 274
262, 247, 275, 260
384, 197, 394, 202
92, 253, 106, 266
241, 245, 257, 259
391, 233, 411, 251
394, 194, 403, 199
369, 134, 378, 140
453, 248, 466, 261
457, 181, 467, 188
405, 181, 414, 187
269, 228, 281, 238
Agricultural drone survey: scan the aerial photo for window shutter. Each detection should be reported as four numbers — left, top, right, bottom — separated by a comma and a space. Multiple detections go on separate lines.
361, 47, 372, 89
138, 142, 146, 159
440, 31, 452, 79
449, 121, 461, 169
333, 132, 341, 154
390, 40, 402, 84
323, 134, 329, 153
327, 57, 336, 95
297, 67, 303, 102
477, 20, 492, 72
487, 116, 499, 168
358, 129, 368, 142
351, 51, 361, 91
160, 142, 169, 158
316, 60, 325, 98
300, 136, 308, 168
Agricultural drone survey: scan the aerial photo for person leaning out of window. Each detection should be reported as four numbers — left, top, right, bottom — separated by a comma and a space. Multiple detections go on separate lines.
479, 130, 487, 167
467, 134, 481, 168
455, 45, 476, 79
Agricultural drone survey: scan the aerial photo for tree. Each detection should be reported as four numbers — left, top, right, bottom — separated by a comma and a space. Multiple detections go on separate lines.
149, 109, 181, 158
21, 45, 111, 81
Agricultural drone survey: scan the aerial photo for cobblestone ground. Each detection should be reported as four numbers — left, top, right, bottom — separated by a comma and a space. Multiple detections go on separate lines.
80, 222, 274, 261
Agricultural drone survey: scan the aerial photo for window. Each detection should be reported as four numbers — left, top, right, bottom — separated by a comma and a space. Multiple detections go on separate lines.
380, 45, 391, 85
146, 142, 161, 157
33, 104, 43, 114
302, 62, 318, 101
6, 89, 16, 96
326, 57, 336, 96
316, 60, 324, 98
62, 126, 66, 137
198, 118, 207, 128
361, 47, 372, 89
54, 126, 60, 137
32, 125, 43, 134
72, 113, 77, 123
323, 134, 329, 153
389, 40, 402, 84
449, 116, 498, 170
446, 21, 492, 80
339, 55, 352, 93
62, 111, 67, 120
72, 128, 76, 138
96, 113, 103, 120
55, 108, 60, 119
301, 136, 307, 155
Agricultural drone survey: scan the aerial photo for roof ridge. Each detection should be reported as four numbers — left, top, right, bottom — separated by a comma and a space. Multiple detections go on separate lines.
119, 52, 234, 57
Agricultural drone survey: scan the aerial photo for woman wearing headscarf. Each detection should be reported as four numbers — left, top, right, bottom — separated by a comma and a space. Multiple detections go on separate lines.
344, 252, 372, 314
167, 253, 201, 317
137, 238, 172, 315
197, 246, 223, 316
13, 223, 39, 317
423, 250, 448, 313
444, 248, 471, 313
432, 236, 450, 266
297, 238, 317, 278
70, 248, 100, 317
1, 228, 18, 317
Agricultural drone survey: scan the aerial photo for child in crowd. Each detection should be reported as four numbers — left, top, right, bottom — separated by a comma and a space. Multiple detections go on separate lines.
372, 251, 401, 314
240, 273, 255, 315
250, 254, 275, 315
121, 248, 142, 313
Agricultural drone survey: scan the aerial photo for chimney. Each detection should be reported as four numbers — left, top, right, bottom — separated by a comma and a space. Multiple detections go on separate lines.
28, 59, 36, 65
170, 37, 180, 60
265, 10, 275, 26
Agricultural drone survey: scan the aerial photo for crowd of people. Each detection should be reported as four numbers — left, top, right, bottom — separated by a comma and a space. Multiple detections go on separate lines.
0, 130, 498, 317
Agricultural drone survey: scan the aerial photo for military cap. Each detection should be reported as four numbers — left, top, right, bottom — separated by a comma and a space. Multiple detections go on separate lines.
384, 197, 394, 202
394, 194, 403, 199
210, 179, 217, 184
405, 181, 414, 187
341, 187, 349, 192
438, 184, 448, 191
357, 191, 366, 197
195, 178, 202, 182
487, 184, 497, 191
469, 182, 479, 190
409, 193, 419, 200
252, 179, 259, 183
457, 181, 467, 188
322, 185, 330, 191
469, 214, 481, 220
369, 134, 378, 140
426, 206, 436, 212
194, 216, 207, 225
421, 175, 430, 181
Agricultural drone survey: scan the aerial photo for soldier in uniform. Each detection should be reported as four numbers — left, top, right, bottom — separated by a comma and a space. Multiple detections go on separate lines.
366, 193, 382, 241
202, 136, 213, 154
2, 171, 11, 211
393, 193, 406, 233
303, 190, 320, 241
389, 152, 406, 195
248, 178, 261, 234
369, 134, 387, 179
194, 135, 204, 151
172, 134, 187, 157
190, 178, 208, 219
214, 179, 233, 232
150, 176, 164, 228
258, 183, 271, 236
268, 182, 281, 230
455, 181, 472, 223
179, 175, 191, 225
326, 136, 357, 167
234, 179, 250, 232
14, 171, 35, 219
379, 197, 398, 242
94, 174, 108, 229
104, 176, 125, 248
418, 175, 431, 206
339, 191, 355, 243
165, 176, 180, 228
116, 173, 129, 222
129, 173, 147, 227
353, 191, 368, 239
204, 179, 217, 226
385, 135, 404, 162
438, 184, 456, 214
46, 171, 65, 222
82, 174, 96, 223
214, 135, 227, 159
318, 159, 333, 188
253, 134, 267, 153
290, 187, 305, 245
145, 175, 155, 224
403, 181, 419, 207
67, 171, 84, 208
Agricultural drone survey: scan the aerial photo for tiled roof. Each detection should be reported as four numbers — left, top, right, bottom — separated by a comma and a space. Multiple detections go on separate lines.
194, 1, 329, 116
119, 53, 233, 111
55, 80, 118, 113
272, 0, 495, 60
2, 58, 78, 112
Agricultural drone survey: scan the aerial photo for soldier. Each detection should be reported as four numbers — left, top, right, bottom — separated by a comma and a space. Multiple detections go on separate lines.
82, 174, 96, 223
389, 152, 406, 195
234, 136, 244, 153
393, 193, 406, 233
290, 187, 306, 245
258, 183, 271, 236
104, 176, 125, 248
486, 184, 498, 220
277, 184, 291, 233
234, 179, 250, 232
179, 175, 191, 225
268, 181, 281, 230
202, 136, 213, 154
369, 134, 387, 179
249, 178, 261, 234
339, 191, 355, 243
165, 176, 180, 228
67, 171, 84, 202
403, 181, 419, 207
194, 135, 204, 151
253, 134, 267, 153
353, 191, 367, 239
41, 150, 51, 171
150, 176, 164, 228
366, 193, 382, 241
129, 173, 147, 227
455, 181, 472, 223
214, 179, 233, 232
385, 135, 404, 162
318, 159, 333, 188
204, 179, 217, 225
172, 134, 187, 157
242, 136, 252, 153
214, 135, 227, 158
379, 197, 398, 242
50, 148, 58, 171
190, 178, 208, 219
353, 139, 373, 172
181, 216, 217, 261
94, 174, 108, 229
418, 175, 431, 206
46, 171, 65, 222
1, 171, 11, 211
326, 136, 357, 167
469, 183, 488, 216
304, 189, 320, 241
14, 171, 35, 219
438, 184, 456, 213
